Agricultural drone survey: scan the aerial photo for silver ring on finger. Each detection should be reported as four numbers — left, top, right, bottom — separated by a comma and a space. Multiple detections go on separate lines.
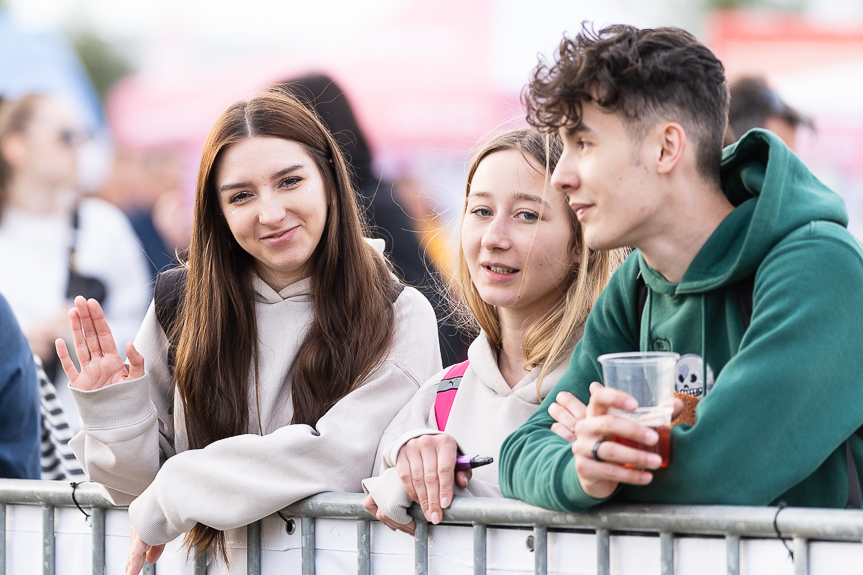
592, 439, 607, 462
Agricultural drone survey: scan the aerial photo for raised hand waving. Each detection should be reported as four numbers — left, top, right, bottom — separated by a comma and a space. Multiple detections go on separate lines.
55, 296, 145, 390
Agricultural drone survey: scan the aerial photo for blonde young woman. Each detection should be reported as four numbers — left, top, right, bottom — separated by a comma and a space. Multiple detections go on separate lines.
362, 128, 625, 533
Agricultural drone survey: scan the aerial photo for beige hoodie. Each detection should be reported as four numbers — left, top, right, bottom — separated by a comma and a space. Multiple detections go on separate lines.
362, 329, 576, 525
69, 275, 442, 545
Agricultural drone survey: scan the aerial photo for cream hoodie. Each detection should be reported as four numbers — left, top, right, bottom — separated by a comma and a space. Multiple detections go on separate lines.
362, 329, 576, 525
69, 274, 441, 545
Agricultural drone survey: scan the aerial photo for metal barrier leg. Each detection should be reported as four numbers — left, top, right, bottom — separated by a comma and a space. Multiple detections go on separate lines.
357, 519, 370, 575
414, 521, 428, 575
793, 537, 808, 575
92, 507, 105, 575
247, 520, 261, 575
533, 526, 547, 575
659, 531, 673, 575
193, 549, 207, 575
596, 528, 610, 575
302, 517, 316, 575
1, 502, 6, 575
142, 563, 155, 575
472, 522, 486, 575
726, 534, 740, 575
42, 504, 54, 575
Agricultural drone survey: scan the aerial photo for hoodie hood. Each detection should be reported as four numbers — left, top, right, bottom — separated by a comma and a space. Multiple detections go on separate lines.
643, 129, 848, 295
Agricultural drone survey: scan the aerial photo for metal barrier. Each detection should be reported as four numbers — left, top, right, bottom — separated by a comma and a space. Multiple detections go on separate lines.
2, 479, 863, 575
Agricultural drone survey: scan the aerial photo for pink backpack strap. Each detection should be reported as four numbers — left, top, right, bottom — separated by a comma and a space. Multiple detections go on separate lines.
434, 360, 469, 432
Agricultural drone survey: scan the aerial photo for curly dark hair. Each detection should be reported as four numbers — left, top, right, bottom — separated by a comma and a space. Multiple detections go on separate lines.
524, 24, 730, 184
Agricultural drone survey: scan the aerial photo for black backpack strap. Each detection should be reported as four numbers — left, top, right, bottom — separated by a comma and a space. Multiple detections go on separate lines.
154, 267, 187, 376
735, 274, 755, 329
154, 267, 187, 338
845, 439, 862, 509
635, 271, 648, 333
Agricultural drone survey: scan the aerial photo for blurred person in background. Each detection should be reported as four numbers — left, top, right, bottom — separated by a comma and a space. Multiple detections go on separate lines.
392, 174, 457, 281
100, 148, 191, 288
0, 290, 40, 479
281, 74, 469, 365
728, 76, 812, 151
0, 93, 150, 431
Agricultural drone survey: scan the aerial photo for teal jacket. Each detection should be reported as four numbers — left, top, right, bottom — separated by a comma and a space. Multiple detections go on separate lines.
499, 130, 863, 512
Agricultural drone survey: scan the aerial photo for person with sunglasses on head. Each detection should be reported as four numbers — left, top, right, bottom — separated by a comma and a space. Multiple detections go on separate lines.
0, 93, 149, 432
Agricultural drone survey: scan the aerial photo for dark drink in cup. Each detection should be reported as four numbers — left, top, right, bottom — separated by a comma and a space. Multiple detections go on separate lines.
598, 352, 679, 470
614, 425, 670, 468
609, 405, 672, 469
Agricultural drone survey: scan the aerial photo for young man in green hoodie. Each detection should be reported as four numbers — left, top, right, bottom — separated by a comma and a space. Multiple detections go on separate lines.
499, 24, 863, 512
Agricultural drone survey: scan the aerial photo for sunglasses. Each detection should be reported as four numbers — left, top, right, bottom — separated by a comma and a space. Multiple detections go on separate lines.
58, 129, 88, 147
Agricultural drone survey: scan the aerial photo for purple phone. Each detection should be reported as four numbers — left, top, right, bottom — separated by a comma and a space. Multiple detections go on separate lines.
455, 455, 494, 471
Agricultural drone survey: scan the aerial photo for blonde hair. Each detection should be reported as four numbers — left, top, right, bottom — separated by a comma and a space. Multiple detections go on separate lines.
450, 128, 627, 399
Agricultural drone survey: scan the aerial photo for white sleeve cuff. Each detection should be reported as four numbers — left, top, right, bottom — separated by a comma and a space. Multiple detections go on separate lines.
362, 468, 414, 526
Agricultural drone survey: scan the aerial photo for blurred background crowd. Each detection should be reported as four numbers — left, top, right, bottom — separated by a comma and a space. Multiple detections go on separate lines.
1, 0, 862, 454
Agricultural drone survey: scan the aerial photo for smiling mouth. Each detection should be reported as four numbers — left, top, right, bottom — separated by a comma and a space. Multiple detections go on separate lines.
262, 227, 296, 240
572, 205, 592, 220
484, 265, 519, 275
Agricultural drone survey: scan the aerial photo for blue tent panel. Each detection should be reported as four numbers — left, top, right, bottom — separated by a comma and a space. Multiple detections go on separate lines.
0, 12, 103, 133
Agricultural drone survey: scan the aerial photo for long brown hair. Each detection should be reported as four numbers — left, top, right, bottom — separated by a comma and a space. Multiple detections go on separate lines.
451, 128, 625, 395
0, 94, 48, 221
175, 88, 397, 560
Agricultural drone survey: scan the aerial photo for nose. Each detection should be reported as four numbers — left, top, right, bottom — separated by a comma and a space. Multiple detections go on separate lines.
480, 215, 512, 251
550, 150, 580, 201
257, 191, 287, 227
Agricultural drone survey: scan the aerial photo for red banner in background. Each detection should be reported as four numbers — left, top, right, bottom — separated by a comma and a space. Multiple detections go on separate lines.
707, 10, 863, 236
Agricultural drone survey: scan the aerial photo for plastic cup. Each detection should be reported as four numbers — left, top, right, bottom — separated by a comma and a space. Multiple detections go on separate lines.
597, 352, 679, 468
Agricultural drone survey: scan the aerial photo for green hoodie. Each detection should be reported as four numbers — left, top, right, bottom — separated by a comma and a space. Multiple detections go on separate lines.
499, 129, 863, 512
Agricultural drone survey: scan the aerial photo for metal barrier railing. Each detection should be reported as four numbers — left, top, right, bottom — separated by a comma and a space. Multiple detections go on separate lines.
2, 479, 863, 575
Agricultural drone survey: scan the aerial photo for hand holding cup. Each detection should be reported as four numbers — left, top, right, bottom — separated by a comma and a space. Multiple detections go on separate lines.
571, 352, 679, 498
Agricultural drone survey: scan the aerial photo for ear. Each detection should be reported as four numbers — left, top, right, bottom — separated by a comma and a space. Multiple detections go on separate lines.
0, 133, 27, 169
569, 228, 583, 267
655, 122, 686, 176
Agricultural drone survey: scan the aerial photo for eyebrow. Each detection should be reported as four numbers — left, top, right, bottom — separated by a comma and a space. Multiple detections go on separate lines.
570, 124, 595, 137
468, 190, 551, 208
219, 164, 304, 193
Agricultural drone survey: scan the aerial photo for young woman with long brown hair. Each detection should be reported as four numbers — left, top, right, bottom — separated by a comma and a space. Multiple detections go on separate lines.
56, 88, 442, 572
361, 128, 626, 533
